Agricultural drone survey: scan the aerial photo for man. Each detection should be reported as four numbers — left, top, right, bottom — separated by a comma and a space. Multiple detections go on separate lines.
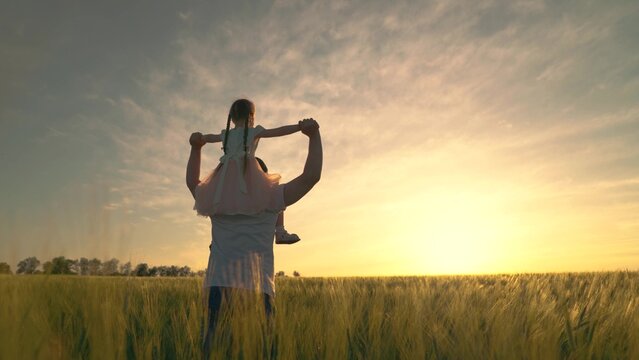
186, 118, 322, 358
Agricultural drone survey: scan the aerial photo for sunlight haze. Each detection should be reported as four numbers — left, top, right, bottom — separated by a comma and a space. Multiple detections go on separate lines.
1, 0, 638, 276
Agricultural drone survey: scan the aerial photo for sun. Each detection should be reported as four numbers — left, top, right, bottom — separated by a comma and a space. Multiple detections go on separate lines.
400, 189, 515, 275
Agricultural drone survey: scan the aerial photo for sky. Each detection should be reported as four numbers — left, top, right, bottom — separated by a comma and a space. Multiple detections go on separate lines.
1, 0, 638, 276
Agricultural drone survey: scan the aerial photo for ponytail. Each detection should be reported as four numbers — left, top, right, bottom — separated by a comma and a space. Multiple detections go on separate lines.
224, 98, 254, 173
243, 116, 249, 173
222, 109, 232, 154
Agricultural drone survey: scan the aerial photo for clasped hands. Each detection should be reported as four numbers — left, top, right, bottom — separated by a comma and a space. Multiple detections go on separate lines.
189, 118, 319, 148
298, 118, 319, 136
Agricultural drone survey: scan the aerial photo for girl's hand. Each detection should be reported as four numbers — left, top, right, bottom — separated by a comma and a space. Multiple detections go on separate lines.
189, 132, 205, 148
299, 118, 319, 136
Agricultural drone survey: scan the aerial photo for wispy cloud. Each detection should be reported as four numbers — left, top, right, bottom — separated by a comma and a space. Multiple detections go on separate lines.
2, 0, 638, 273
97, 0, 639, 272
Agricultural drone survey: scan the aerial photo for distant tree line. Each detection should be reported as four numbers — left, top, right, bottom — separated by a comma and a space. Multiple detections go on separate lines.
0, 257, 302, 278
276, 270, 301, 278
0, 257, 205, 277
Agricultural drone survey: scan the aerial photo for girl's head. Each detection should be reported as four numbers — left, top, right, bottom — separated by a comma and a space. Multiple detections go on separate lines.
228, 99, 255, 127
223, 99, 254, 168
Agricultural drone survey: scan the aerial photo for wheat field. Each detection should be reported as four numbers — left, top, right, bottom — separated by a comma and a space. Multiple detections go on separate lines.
0, 272, 637, 359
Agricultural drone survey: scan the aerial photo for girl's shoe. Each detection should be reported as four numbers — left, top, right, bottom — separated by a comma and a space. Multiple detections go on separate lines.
275, 229, 301, 244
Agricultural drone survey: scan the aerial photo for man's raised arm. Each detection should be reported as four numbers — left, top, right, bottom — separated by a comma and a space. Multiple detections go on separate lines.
186, 132, 205, 198
283, 119, 323, 206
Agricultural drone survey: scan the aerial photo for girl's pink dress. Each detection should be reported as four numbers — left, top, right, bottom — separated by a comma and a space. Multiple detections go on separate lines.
193, 125, 285, 216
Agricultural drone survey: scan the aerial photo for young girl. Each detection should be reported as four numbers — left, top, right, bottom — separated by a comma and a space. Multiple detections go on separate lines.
192, 98, 302, 244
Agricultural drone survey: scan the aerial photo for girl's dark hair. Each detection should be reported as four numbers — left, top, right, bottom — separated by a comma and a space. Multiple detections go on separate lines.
223, 99, 255, 173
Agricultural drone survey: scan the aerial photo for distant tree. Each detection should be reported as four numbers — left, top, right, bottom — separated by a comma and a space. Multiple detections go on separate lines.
17, 257, 40, 274
293, 271, 301, 277
165, 266, 171, 276
133, 263, 149, 277
275, 271, 286, 277
88, 258, 102, 275
120, 261, 132, 276
78, 258, 89, 275
0, 262, 12, 274
51, 256, 74, 274
196, 270, 206, 277
69, 259, 80, 274
178, 266, 192, 277
42, 261, 53, 274
148, 266, 160, 277
42, 257, 74, 274
155, 266, 165, 277
167, 265, 180, 277
102, 258, 119, 275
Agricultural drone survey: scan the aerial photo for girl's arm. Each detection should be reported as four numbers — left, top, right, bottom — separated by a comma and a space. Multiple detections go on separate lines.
203, 133, 222, 143
257, 123, 302, 139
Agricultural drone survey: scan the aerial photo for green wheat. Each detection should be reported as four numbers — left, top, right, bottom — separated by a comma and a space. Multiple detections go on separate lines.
0, 272, 637, 359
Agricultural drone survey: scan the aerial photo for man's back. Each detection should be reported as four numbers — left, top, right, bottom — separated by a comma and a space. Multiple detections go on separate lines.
203, 212, 278, 296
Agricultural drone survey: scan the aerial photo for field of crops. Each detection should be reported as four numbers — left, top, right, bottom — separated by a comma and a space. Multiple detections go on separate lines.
1, 272, 638, 359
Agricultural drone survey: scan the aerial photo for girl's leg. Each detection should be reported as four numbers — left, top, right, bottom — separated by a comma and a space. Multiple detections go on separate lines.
275, 211, 300, 244
255, 156, 299, 245
276, 211, 284, 227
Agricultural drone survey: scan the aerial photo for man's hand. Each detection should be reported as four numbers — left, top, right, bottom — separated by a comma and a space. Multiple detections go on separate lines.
299, 118, 319, 136
189, 132, 205, 148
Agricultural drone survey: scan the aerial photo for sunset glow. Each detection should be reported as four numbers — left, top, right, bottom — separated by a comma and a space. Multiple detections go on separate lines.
1, 0, 638, 276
